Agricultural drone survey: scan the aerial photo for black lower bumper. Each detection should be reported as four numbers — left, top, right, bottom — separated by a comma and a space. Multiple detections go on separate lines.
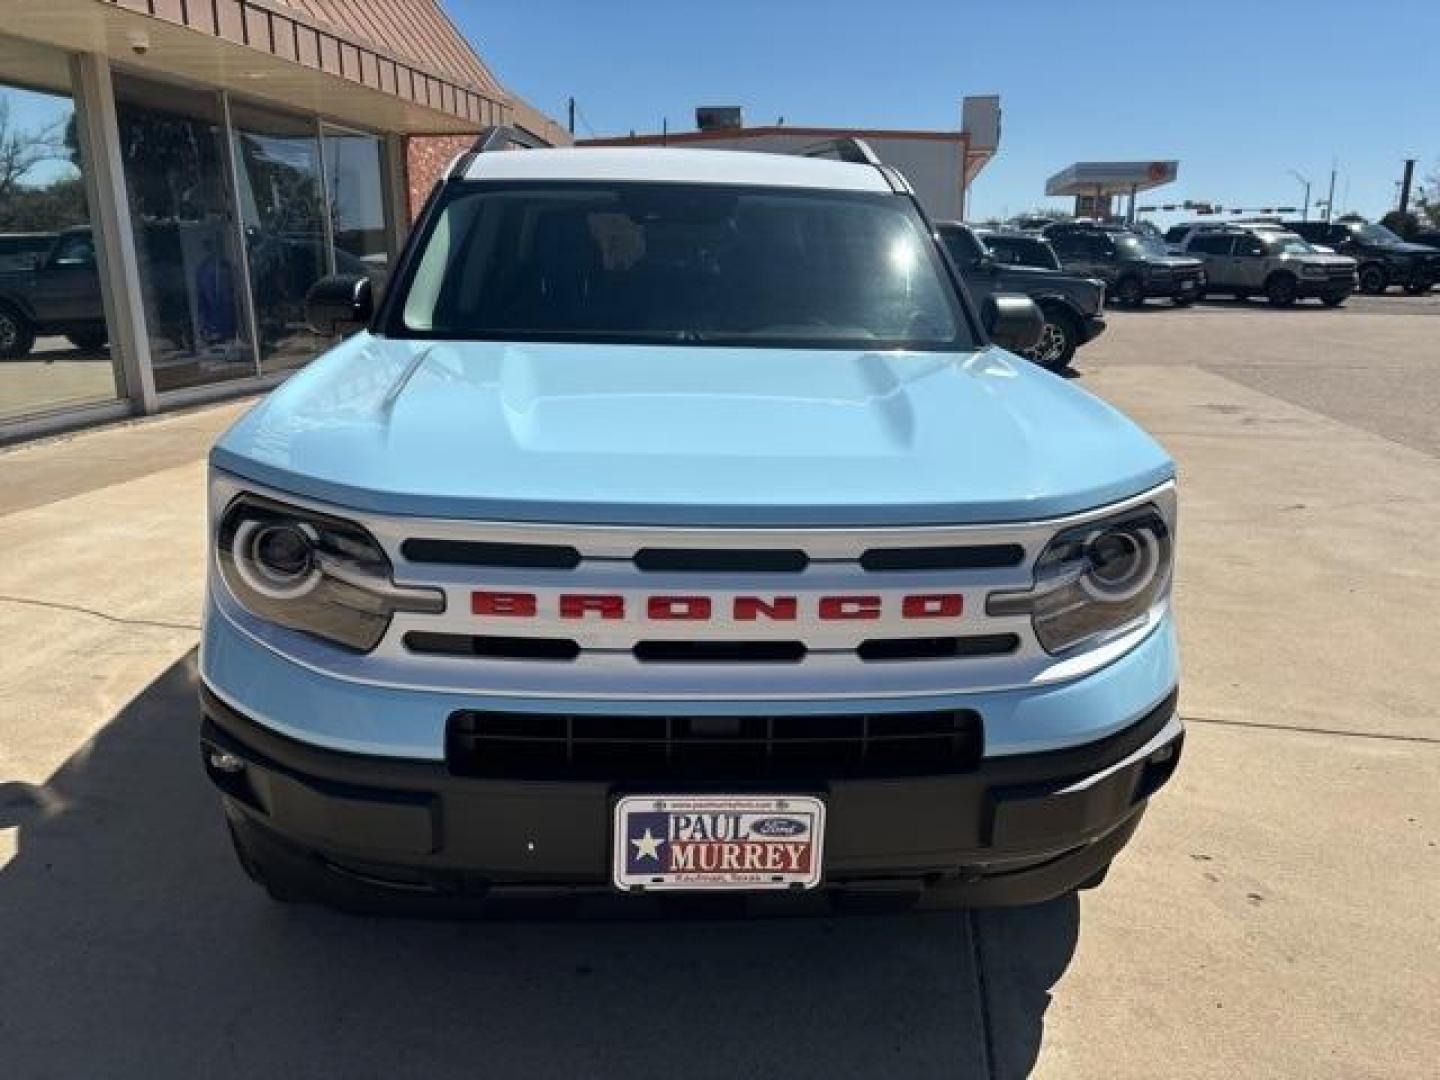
201, 687, 1182, 914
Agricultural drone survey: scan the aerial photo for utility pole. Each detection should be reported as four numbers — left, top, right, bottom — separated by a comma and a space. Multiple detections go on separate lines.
1288, 169, 1311, 221
1398, 158, 1416, 215
1323, 162, 1337, 222
662, 117, 668, 146
567, 96, 575, 136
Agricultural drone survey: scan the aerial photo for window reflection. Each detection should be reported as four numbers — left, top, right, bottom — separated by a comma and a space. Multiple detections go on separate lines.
322, 125, 391, 291
230, 103, 328, 374
0, 38, 119, 422
113, 73, 254, 393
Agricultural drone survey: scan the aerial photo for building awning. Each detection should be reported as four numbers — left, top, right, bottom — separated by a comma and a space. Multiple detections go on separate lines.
6, 0, 565, 139
1045, 160, 1179, 197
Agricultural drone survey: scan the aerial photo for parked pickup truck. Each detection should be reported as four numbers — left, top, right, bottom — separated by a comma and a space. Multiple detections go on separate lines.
937, 221, 1106, 371
201, 138, 1183, 915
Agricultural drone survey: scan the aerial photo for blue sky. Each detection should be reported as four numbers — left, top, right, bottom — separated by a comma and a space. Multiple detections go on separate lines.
447, 0, 1437, 225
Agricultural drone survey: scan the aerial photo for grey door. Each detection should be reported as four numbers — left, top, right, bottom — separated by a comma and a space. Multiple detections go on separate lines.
1189, 233, 1236, 288
1231, 233, 1268, 289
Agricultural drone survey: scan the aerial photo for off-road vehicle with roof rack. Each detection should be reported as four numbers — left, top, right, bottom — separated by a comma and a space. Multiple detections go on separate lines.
1045, 221, 1205, 307
1285, 219, 1439, 295
200, 131, 1182, 915
1180, 225, 1356, 306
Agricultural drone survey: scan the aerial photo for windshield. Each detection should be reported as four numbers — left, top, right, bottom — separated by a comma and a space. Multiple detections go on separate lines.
1353, 222, 1404, 245
1114, 233, 1169, 257
1266, 234, 1317, 255
984, 235, 1061, 270
391, 181, 971, 350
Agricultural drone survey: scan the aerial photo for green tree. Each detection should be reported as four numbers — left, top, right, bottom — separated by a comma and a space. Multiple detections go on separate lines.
1415, 162, 1440, 228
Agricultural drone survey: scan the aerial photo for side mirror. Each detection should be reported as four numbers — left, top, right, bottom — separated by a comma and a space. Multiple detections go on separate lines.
981, 293, 1044, 354
305, 274, 373, 336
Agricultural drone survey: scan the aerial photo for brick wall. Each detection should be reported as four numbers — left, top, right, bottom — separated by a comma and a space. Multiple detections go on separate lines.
405, 135, 476, 218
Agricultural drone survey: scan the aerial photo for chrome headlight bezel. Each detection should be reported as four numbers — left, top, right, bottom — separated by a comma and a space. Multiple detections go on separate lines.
988, 497, 1175, 657
215, 492, 443, 653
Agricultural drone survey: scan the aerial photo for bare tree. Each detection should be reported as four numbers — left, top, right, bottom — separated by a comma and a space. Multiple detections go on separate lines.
0, 99, 64, 204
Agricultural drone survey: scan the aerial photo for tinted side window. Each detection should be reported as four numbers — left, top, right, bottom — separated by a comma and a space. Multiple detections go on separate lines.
1048, 232, 1083, 257
1190, 234, 1234, 255
1165, 226, 1189, 243
1234, 234, 1265, 257
941, 227, 985, 266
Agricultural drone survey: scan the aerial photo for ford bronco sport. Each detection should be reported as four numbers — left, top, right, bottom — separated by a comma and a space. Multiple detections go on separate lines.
1180, 226, 1356, 306
200, 134, 1182, 914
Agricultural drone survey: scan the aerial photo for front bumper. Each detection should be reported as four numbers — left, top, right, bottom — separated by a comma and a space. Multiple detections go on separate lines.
1143, 274, 1203, 299
201, 684, 1183, 913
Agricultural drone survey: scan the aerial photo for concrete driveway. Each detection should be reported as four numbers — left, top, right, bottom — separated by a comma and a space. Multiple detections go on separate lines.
1, 296, 1436, 1078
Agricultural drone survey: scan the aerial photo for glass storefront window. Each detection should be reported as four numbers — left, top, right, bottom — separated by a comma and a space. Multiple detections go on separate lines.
0, 37, 119, 423
113, 73, 255, 394
230, 102, 329, 375
322, 125, 391, 291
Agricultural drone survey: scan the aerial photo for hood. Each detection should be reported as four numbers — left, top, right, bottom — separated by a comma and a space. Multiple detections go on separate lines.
211, 335, 1173, 527
1385, 241, 1440, 257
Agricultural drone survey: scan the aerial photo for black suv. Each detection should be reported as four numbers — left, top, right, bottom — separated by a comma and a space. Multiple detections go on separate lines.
938, 222, 1105, 370
1285, 220, 1439, 295
0, 227, 109, 358
1045, 222, 1205, 307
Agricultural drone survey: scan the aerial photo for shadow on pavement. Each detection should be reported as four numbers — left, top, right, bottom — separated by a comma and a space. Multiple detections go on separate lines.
0, 652, 1079, 1079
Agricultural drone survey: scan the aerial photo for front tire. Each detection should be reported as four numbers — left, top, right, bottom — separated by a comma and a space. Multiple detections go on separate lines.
0, 302, 36, 359
1266, 273, 1299, 307
1025, 307, 1079, 371
1357, 263, 1387, 294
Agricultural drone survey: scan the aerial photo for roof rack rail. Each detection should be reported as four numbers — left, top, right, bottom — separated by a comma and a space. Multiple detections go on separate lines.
796, 137, 883, 166
449, 125, 549, 180
472, 125, 548, 152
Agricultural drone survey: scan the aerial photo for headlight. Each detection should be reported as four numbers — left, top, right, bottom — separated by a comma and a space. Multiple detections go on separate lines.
217, 493, 443, 652
987, 503, 1173, 655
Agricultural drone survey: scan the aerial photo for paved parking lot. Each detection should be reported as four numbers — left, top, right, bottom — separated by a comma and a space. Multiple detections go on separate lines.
1, 294, 1436, 1078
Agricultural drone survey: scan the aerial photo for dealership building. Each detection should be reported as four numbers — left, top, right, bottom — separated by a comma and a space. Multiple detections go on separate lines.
0, 0, 567, 442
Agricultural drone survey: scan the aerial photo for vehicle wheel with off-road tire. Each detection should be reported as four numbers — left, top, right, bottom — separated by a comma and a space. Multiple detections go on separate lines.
0, 302, 36, 360
1113, 276, 1144, 307
1024, 305, 1079, 372
65, 327, 108, 351
1265, 273, 1299, 307
1357, 263, 1387, 294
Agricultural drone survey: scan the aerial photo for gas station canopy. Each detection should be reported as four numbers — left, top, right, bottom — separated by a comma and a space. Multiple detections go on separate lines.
1045, 160, 1179, 197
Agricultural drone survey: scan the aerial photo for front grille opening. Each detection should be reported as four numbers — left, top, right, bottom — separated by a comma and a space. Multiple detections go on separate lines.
446, 709, 983, 780
860, 544, 1025, 571
404, 632, 580, 661
633, 640, 807, 663
634, 548, 810, 572
401, 538, 582, 569
858, 634, 1020, 661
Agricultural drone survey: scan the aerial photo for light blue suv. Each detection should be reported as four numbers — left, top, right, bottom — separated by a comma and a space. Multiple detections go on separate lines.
200, 134, 1182, 914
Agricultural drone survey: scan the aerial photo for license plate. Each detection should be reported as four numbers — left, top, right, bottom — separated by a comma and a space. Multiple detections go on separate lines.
613, 794, 825, 892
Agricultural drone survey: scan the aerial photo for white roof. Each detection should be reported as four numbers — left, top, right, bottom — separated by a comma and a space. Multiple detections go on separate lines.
460, 147, 893, 192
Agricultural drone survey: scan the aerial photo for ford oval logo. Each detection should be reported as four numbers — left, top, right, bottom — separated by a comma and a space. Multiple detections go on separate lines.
751, 816, 806, 838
